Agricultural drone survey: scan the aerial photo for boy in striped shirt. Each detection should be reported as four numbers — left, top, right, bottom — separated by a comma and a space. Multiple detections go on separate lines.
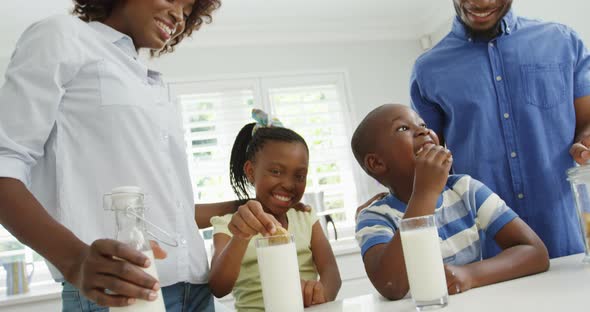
351, 104, 549, 300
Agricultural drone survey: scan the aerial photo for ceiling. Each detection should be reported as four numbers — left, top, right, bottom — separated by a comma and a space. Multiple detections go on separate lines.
0, 0, 454, 57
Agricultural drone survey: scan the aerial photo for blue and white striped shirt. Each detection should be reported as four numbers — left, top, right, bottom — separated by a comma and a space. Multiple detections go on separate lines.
355, 175, 518, 265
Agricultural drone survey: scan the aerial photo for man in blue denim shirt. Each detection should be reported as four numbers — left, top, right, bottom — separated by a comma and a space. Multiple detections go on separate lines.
410, 0, 590, 258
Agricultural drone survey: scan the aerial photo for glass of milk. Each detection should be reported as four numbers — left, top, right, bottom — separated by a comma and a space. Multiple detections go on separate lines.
256, 233, 304, 312
400, 215, 448, 311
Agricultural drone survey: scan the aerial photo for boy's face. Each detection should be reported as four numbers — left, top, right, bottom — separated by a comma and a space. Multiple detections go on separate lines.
107, 0, 194, 50
370, 105, 440, 180
244, 141, 309, 217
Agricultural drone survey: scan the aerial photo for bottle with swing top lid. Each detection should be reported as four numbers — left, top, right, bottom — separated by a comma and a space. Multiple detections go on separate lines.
106, 186, 165, 312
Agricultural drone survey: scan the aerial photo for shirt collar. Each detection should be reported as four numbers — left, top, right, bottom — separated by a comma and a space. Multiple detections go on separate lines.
500, 9, 517, 34
451, 8, 517, 42
88, 21, 139, 59
88, 21, 164, 83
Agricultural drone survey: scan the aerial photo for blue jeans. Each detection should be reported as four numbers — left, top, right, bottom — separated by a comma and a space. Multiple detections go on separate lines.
62, 282, 215, 312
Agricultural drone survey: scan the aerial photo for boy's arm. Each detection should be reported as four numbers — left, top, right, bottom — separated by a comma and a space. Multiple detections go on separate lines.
363, 145, 452, 300
362, 235, 406, 300
362, 192, 439, 300
0, 178, 159, 307
208, 233, 250, 298
444, 218, 549, 294
308, 221, 341, 303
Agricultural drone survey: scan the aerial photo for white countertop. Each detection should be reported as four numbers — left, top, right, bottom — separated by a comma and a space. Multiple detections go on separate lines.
305, 253, 590, 312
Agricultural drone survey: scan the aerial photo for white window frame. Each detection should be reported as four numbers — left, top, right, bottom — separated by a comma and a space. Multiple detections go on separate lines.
0, 71, 368, 296
168, 70, 367, 240
169, 78, 262, 203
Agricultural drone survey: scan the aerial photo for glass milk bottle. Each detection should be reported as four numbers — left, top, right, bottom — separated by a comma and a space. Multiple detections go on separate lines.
566, 166, 590, 263
256, 233, 304, 312
107, 186, 166, 312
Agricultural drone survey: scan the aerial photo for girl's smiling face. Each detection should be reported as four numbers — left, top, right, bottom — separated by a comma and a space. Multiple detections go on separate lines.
244, 141, 309, 217
104, 0, 195, 50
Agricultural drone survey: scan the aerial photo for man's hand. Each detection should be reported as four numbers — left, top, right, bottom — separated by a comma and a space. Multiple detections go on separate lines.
444, 264, 473, 295
573, 95, 590, 165
570, 136, 590, 165
72, 239, 162, 307
356, 192, 388, 219
228, 200, 280, 240
300, 279, 327, 307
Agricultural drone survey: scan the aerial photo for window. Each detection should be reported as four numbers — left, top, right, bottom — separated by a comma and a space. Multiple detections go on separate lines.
172, 79, 260, 205
0, 226, 54, 293
0, 73, 360, 293
169, 73, 360, 237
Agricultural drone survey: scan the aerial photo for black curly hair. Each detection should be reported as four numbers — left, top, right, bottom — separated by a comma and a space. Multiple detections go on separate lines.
71, 0, 221, 56
229, 123, 309, 202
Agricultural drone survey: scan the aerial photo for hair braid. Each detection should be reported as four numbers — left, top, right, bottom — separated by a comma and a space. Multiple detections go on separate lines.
229, 123, 256, 201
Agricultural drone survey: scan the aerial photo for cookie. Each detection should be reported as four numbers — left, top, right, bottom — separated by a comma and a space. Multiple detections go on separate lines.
268, 225, 290, 245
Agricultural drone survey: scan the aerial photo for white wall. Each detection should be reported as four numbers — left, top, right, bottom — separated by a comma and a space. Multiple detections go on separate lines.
147, 40, 423, 199
514, 0, 590, 43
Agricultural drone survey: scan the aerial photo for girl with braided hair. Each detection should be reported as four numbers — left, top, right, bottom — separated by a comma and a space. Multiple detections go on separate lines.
208, 110, 342, 311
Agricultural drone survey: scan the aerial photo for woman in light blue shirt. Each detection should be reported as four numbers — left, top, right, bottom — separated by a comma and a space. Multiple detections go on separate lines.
0, 0, 228, 311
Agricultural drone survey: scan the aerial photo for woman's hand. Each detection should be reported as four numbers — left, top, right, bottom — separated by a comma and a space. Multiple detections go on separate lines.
413, 145, 453, 198
73, 239, 162, 307
300, 279, 327, 307
228, 200, 280, 240
444, 264, 473, 295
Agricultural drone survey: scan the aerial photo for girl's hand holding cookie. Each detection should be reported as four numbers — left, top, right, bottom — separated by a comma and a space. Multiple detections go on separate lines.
228, 200, 281, 240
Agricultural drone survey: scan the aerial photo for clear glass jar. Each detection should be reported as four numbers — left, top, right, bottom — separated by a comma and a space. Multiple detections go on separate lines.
106, 186, 166, 312
110, 186, 151, 252
566, 166, 590, 263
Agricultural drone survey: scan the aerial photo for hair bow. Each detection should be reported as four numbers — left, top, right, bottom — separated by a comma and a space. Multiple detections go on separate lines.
251, 108, 284, 135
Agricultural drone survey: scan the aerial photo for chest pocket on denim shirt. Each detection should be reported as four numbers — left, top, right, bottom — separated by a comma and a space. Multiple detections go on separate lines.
521, 63, 566, 109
